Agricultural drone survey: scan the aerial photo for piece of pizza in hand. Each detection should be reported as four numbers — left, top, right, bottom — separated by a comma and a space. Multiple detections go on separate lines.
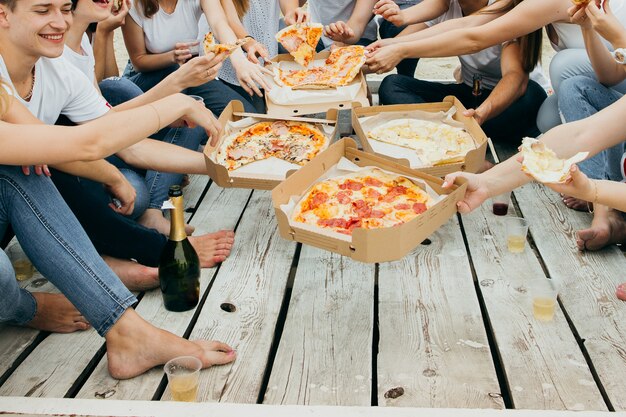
203, 32, 250, 56
520, 137, 589, 183
275, 23, 323, 67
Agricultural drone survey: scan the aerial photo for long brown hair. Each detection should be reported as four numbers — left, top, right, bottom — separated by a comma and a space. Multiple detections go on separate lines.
476, 0, 542, 72
229, 0, 249, 18
136, 0, 159, 18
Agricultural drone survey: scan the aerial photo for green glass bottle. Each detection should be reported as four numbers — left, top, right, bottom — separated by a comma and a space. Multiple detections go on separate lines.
159, 185, 200, 312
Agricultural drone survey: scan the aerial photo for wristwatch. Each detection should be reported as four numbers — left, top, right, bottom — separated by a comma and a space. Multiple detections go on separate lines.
612, 48, 626, 64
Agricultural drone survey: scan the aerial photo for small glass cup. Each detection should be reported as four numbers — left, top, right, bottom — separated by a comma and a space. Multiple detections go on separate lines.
530, 278, 558, 322
164, 356, 202, 402
182, 39, 200, 58
505, 217, 529, 253
8, 245, 34, 281
492, 191, 511, 216
188, 95, 204, 104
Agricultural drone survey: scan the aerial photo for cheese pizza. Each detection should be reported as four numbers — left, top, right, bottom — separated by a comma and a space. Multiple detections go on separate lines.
273, 45, 366, 89
520, 137, 588, 183
215, 120, 329, 170
367, 119, 476, 166
292, 168, 434, 235
275, 23, 323, 67
203, 32, 250, 56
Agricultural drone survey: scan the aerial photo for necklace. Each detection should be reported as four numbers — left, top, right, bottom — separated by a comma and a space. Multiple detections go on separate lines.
22, 68, 35, 101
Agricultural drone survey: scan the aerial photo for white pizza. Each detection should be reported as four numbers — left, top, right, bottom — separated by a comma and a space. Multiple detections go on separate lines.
520, 137, 589, 183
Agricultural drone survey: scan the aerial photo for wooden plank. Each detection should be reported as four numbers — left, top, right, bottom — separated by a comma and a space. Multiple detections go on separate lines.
514, 182, 626, 410
377, 217, 502, 409
263, 246, 375, 406
461, 189, 607, 411
76, 185, 252, 401
183, 175, 210, 212
163, 190, 297, 403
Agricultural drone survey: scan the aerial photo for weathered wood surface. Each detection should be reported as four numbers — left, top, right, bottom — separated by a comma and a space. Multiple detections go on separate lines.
377, 217, 502, 409
263, 245, 375, 406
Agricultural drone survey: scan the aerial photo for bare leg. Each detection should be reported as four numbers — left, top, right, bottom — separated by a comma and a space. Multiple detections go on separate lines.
137, 208, 195, 236
188, 230, 235, 268
106, 308, 236, 380
26, 293, 90, 333
102, 256, 158, 291
576, 205, 626, 251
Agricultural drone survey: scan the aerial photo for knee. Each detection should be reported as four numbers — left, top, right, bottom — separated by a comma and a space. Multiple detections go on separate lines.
558, 75, 597, 107
549, 49, 593, 91
99, 78, 144, 106
378, 74, 408, 105
119, 169, 149, 220
536, 94, 560, 133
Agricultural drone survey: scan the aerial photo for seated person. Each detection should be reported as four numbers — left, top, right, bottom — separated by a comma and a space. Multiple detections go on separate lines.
376, 0, 546, 145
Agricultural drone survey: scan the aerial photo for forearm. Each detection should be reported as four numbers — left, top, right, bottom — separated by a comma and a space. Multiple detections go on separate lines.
590, 180, 626, 212
279, 0, 299, 16
394, 14, 491, 46
51, 159, 125, 186
128, 51, 176, 73
113, 70, 183, 111
401, 0, 449, 25
115, 138, 206, 174
582, 27, 625, 86
343, 0, 376, 43
479, 73, 527, 123
221, 0, 248, 38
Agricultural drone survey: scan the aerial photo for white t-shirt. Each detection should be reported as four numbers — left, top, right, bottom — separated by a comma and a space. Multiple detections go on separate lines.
308, 0, 378, 47
0, 55, 109, 124
199, 0, 280, 86
62, 33, 96, 84
129, 0, 202, 53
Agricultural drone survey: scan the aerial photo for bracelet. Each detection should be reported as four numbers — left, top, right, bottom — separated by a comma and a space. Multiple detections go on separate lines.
589, 179, 598, 213
148, 103, 161, 134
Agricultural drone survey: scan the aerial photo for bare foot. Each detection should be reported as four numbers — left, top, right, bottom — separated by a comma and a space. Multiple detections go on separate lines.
188, 230, 235, 268
576, 209, 626, 251
562, 194, 592, 212
106, 309, 236, 379
138, 208, 195, 236
102, 256, 159, 291
26, 293, 90, 333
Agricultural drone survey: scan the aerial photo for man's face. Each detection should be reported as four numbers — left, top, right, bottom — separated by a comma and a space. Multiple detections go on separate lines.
0, 0, 73, 58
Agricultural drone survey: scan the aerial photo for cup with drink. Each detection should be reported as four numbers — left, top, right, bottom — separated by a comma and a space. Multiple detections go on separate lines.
505, 217, 529, 253
530, 278, 559, 322
182, 39, 200, 61
8, 245, 34, 281
164, 356, 202, 402
492, 191, 511, 216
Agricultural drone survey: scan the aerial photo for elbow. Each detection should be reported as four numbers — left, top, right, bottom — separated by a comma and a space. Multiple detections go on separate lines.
80, 135, 108, 161
465, 33, 488, 55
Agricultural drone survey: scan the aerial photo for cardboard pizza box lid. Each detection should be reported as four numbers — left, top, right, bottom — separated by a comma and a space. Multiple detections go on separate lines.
203, 100, 339, 190
265, 51, 370, 117
271, 137, 468, 263
352, 96, 488, 177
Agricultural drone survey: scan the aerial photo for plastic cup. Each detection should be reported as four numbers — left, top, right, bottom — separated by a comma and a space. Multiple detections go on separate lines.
492, 191, 511, 216
188, 95, 204, 104
505, 217, 529, 253
8, 245, 34, 281
530, 278, 558, 322
182, 39, 200, 57
164, 356, 202, 402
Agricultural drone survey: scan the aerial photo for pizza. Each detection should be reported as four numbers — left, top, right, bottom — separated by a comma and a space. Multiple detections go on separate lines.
571, 0, 589, 4
367, 119, 476, 166
202, 32, 250, 56
215, 120, 329, 170
519, 137, 588, 183
292, 168, 434, 235
275, 23, 323, 67
273, 45, 366, 89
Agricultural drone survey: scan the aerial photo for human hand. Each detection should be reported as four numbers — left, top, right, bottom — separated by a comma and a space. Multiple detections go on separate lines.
104, 175, 136, 215
176, 52, 226, 88
365, 44, 405, 74
463, 107, 487, 125
173, 41, 200, 65
536, 163, 595, 200
244, 40, 270, 65
586, 0, 626, 46
365, 37, 396, 53
324, 21, 355, 43
178, 95, 222, 146
442, 172, 491, 214
568, 3, 593, 29
98, 0, 131, 32
284, 7, 309, 26
21, 165, 51, 176
232, 56, 273, 96
373, 0, 405, 26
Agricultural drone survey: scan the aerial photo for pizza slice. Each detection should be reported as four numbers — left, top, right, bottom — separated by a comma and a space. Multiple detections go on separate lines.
520, 137, 588, 183
275, 23, 323, 67
203, 32, 250, 56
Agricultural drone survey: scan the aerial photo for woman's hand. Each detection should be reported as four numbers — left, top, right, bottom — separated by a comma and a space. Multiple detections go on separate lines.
244, 40, 271, 64
177, 95, 222, 146
231, 55, 273, 96
175, 52, 227, 88
568, 3, 592, 29
324, 21, 355, 43
172, 41, 199, 65
541, 164, 595, 201
442, 172, 491, 214
366, 37, 396, 53
586, 0, 626, 46
365, 44, 406, 73
284, 7, 309, 26
373, 0, 405, 26
98, 0, 131, 33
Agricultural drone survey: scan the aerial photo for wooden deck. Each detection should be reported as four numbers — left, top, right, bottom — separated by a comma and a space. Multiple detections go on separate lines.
2, 113, 626, 416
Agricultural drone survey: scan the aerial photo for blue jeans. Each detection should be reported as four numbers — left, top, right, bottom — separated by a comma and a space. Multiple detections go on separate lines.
123, 62, 256, 115
99, 76, 145, 107
558, 75, 625, 181
0, 165, 136, 335
379, 74, 546, 143
378, 2, 420, 77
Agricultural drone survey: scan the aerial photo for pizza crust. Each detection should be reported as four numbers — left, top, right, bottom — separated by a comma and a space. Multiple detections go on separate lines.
202, 32, 249, 56
520, 137, 589, 183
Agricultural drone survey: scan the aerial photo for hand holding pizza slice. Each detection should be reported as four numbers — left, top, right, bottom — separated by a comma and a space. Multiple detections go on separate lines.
519, 137, 588, 184
275, 23, 323, 67
203, 32, 251, 56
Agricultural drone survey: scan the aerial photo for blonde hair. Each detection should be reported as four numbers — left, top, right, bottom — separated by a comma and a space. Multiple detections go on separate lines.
230, 0, 249, 18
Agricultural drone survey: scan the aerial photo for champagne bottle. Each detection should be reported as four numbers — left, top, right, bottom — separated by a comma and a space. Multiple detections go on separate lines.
159, 185, 200, 312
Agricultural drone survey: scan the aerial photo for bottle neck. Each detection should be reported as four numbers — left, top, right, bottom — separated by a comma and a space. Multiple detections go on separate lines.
169, 195, 187, 242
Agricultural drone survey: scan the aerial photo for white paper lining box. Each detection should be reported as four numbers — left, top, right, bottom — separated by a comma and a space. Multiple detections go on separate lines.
352, 96, 488, 177
271, 138, 468, 263
265, 51, 370, 117
204, 100, 339, 190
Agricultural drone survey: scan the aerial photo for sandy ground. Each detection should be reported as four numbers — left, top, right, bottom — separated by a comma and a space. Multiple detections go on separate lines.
113, 28, 556, 83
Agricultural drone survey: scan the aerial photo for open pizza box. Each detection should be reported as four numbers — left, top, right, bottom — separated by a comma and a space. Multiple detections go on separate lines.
352, 96, 488, 177
264, 51, 370, 117
204, 100, 339, 190
271, 138, 468, 263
